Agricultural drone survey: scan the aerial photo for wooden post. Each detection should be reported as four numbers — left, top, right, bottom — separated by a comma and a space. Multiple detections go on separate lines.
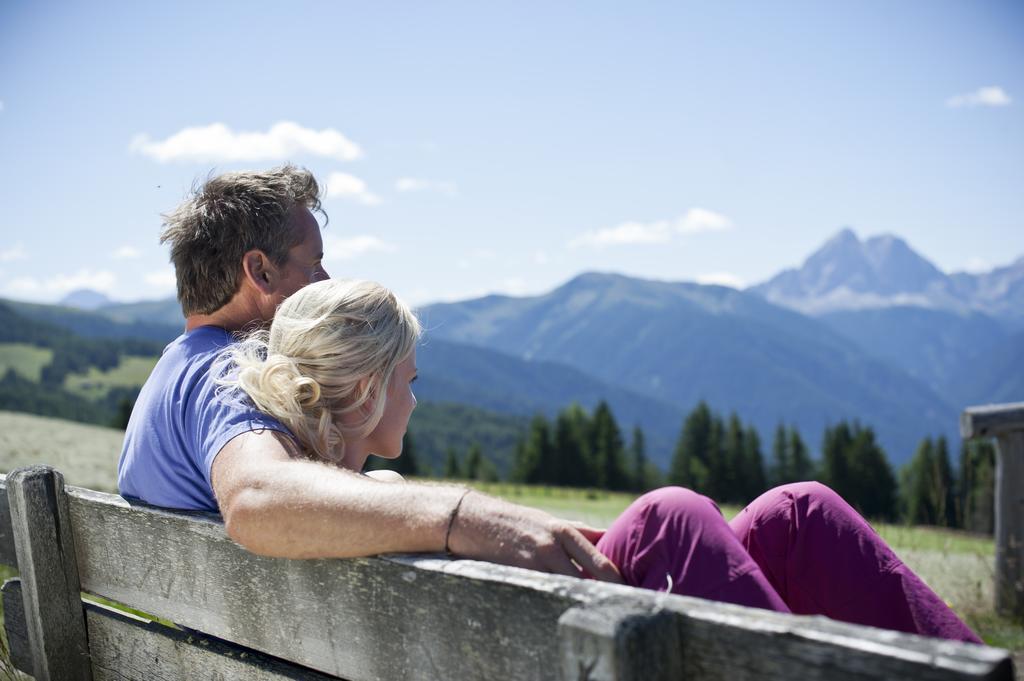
7, 465, 93, 680
558, 598, 682, 681
962, 402, 1024, 620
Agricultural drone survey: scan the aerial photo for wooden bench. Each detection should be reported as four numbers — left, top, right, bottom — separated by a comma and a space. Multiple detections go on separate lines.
0, 465, 1015, 681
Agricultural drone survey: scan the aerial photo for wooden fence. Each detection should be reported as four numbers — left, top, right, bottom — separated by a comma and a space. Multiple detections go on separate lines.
962, 402, 1024, 620
0, 464, 1016, 680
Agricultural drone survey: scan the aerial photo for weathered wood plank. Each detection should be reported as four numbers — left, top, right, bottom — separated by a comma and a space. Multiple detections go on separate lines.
65, 484, 1014, 681
559, 598, 682, 681
661, 597, 1013, 681
2, 578, 339, 680
0, 476, 18, 568
994, 430, 1024, 618
961, 403, 1024, 439
2, 579, 33, 673
7, 465, 92, 680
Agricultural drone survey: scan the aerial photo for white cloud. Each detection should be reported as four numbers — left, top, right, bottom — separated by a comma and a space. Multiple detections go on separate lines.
569, 208, 733, 249
130, 121, 364, 163
0, 244, 27, 262
111, 245, 142, 260
677, 207, 733, 234
569, 220, 673, 248
946, 86, 1012, 108
696, 271, 746, 289
325, 172, 381, 206
533, 250, 549, 265
5, 269, 117, 297
144, 268, 177, 291
323, 234, 397, 261
395, 177, 458, 197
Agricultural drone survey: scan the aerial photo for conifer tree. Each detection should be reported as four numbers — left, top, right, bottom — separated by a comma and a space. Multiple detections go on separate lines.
444, 446, 461, 479
703, 413, 727, 499
821, 422, 853, 500
933, 436, 956, 528
563, 403, 595, 486
515, 415, 552, 484
553, 407, 591, 487
670, 401, 712, 489
846, 425, 897, 520
742, 426, 767, 501
509, 439, 526, 483
591, 401, 629, 491
770, 423, 791, 486
724, 414, 746, 503
903, 437, 936, 525
789, 427, 814, 481
630, 426, 648, 492
464, 442, 483, 481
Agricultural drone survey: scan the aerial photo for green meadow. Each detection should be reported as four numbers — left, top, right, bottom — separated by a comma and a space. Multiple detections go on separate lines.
0, 343, 54, 382
62, 354, 159, 401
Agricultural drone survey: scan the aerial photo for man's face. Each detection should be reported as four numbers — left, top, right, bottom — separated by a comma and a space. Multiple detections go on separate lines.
275, 206, 329, 301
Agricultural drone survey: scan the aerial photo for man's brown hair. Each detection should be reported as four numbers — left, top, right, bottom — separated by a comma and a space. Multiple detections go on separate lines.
160, 165, 324, 316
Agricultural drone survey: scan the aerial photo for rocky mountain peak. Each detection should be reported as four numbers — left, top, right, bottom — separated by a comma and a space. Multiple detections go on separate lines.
751, 229, 1022, 321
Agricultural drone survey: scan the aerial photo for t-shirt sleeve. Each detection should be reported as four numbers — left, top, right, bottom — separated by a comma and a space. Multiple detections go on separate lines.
191, 389, 295, 489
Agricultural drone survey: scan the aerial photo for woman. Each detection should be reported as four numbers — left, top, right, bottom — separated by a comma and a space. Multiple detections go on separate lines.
220, 278, 981, 644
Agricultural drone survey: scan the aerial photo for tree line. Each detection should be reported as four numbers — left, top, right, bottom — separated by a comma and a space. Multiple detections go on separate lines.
375, 399, 997, 533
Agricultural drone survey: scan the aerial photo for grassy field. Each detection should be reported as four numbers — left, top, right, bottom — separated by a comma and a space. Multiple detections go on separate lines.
0, 410, 123, 492
63, 354, 159, 401
0, 343, 54, 382
0, 410, 1020, 672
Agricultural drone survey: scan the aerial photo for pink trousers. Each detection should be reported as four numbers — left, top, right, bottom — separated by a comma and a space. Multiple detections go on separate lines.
595, 482, 982, 643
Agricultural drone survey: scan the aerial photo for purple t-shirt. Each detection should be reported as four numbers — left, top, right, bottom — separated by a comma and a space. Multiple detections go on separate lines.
117, 326, 292, 511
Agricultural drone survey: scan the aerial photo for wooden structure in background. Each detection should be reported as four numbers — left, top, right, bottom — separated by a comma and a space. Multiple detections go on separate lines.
962, 402, 1024, 621
0, 465, 1016, 680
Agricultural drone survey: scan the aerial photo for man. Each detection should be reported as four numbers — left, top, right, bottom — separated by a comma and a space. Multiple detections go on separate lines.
118, 165, 621, 582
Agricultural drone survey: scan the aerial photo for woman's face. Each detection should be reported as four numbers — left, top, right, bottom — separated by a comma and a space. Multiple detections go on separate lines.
366, 348, 418, 458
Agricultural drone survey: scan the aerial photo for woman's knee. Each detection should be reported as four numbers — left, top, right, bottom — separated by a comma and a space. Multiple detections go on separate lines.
632, 486, 723, 521
756, 481, 845, 511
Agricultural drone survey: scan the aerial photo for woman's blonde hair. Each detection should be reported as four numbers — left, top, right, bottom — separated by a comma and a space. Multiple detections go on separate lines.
221, 279, 420, 463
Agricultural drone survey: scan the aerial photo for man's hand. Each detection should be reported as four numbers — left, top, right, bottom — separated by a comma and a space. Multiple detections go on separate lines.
570, 523, 606, 546
446, 492, 622, 584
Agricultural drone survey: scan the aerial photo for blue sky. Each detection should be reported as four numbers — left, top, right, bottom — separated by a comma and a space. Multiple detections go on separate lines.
1, 1, 1021, 307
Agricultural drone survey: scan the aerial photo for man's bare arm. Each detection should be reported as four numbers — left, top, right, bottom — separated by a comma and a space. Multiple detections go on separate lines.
211, 429, 621, 583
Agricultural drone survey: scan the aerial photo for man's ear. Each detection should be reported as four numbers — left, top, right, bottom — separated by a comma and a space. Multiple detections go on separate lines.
241, 249, 276, 294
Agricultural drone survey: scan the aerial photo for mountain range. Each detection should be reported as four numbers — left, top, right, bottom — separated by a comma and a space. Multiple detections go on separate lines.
753, 228, 1024, 323
6, 229, 1021, 470
417, 272, 960, 467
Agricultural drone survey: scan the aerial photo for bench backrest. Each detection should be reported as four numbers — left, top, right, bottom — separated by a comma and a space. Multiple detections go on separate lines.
0, 466, 1015, 681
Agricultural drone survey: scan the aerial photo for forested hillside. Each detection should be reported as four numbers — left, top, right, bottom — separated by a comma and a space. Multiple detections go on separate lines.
419, 272, 960, 465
